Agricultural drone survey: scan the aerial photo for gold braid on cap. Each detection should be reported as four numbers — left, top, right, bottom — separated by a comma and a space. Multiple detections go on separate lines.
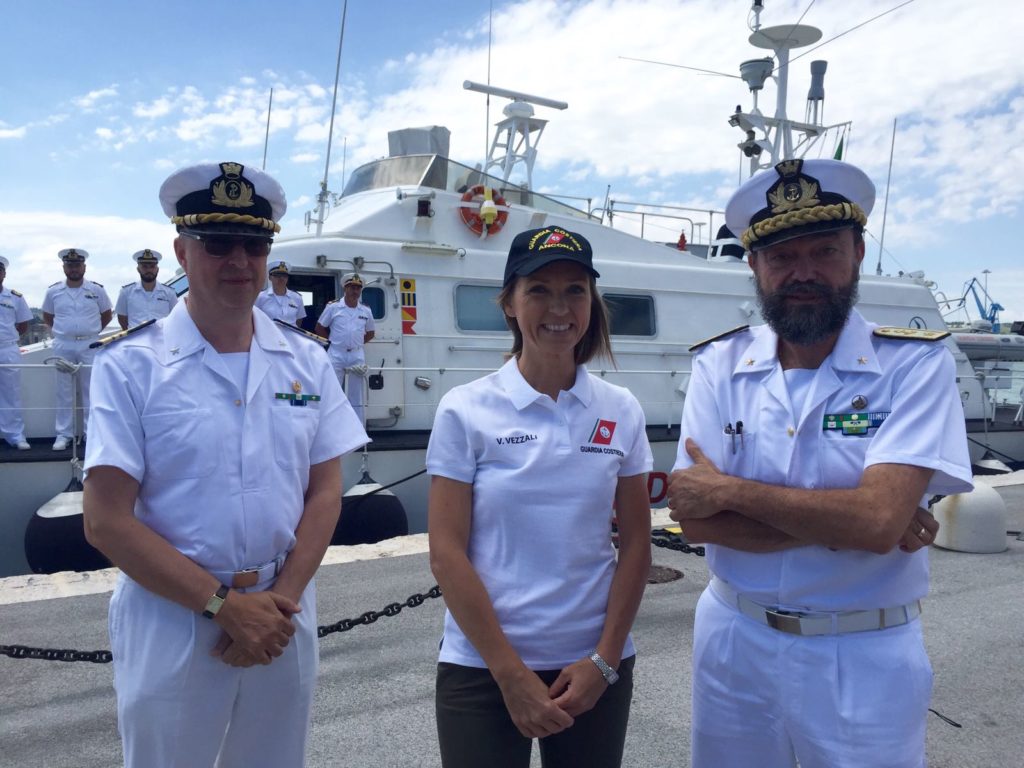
742, 201, 866, 249
172, 212, 280, 233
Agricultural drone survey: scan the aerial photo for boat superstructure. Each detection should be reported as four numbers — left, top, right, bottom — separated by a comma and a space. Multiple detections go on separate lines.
2, 1, 1021, 578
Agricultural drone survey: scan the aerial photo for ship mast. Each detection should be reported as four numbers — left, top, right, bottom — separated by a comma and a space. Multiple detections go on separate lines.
729, 1, 850, 175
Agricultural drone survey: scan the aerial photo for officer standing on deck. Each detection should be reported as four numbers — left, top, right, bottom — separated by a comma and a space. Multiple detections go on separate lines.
315, 273, 375, 422
0, 255, 32, 450
115, 249, 178, 329
667, 158, 974, 768
256, 259, 306, 326
42, 248, 112, 450
82, 160, 367, 768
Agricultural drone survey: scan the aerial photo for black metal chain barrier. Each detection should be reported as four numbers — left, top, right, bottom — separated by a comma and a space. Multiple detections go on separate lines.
0, 645, 113, 664
651, 529, 706, 557
1, 585, 445, 664
317, 585, 443, 638
2, 529, 707, 663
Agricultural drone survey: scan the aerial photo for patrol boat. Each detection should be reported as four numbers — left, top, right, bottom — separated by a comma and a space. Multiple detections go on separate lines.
2, 2, 1022, 578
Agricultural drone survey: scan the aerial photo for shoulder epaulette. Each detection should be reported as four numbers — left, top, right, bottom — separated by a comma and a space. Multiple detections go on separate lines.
873, 327, 950, 342
48, 281, 61, 288
92, 281, 104, 287
11, 289, 22, 297
326, 298, 338, 305
273, 318, 329, 348
689, 324, 750, 353
122, 282, 134, 289
89, 318, 157, 349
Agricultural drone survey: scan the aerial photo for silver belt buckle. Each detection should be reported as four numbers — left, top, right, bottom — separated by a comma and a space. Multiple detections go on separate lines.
765, 609, 806, 635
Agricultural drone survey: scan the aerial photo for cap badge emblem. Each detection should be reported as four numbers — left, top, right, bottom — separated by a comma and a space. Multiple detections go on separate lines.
292, 380, 302, 394
210, 162, 255, 209
767, 159, 820, 214
852, 395, 868, 410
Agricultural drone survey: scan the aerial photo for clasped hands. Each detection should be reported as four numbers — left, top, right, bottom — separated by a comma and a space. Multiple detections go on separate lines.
500, 657, 611, 739
210, 590, 301, 668
666, 438, 939, 552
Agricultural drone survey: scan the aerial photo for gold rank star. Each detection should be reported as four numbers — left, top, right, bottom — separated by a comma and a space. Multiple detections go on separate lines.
292, 380, 302, 394
857, 356, 868, 365
746, 359, 755, 366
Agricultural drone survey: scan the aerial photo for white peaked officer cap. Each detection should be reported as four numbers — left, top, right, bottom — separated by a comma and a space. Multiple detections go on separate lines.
159, 161, 287, 236
343, 273, 364, 287
58, 248, 89, 262
268, 260, 291, 276
133, 249, 162, 263
0, 255, 8, 269
725, 158, 875, 251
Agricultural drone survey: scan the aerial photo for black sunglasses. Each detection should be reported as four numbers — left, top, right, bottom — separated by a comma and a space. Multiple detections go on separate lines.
180, 230, 273, 258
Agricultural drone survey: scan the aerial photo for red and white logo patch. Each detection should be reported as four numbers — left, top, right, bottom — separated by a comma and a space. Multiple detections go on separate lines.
589, 419, 617, 445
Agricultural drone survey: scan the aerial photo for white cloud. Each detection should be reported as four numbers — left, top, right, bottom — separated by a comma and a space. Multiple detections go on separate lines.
73, 86, 119, 110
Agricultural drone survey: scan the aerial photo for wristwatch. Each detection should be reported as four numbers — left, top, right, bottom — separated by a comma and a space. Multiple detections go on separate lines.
202, 584, 230, 619
588, 652, 619, 685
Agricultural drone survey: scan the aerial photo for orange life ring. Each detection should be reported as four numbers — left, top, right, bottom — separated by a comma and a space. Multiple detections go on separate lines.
458, 185, 509, 236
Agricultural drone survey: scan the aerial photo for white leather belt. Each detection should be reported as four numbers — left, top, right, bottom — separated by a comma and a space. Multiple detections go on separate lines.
211, 553, 287, 589
711, 577, 921, 636
54, 333, 95, 341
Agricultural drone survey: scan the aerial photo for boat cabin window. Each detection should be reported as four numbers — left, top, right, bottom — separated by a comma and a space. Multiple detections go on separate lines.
168, 273, 189, 296
603, 293, 656, 337
455, 285, 507, 332
360, 286, 386, 320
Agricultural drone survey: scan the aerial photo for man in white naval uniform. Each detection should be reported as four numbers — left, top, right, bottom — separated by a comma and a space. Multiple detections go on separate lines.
42, 248, 112, 450
668, 159, 973, 768
255, 259, 306, 326
0, 255, 32, 450
115, 249, 178, 329
315, 273, 375, 422
82, 161, 367, 768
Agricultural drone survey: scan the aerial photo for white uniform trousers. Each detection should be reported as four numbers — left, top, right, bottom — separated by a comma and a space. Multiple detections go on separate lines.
0, 343, 27, 444
690, 585, 932, 768
109, 577, 318, 768
329, 348, 366, 425
52, 339, 96, 439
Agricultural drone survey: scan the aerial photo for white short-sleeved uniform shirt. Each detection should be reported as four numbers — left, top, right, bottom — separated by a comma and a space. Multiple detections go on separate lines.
84, 302, 368, 572
0, 286, 32, 344
256, 288, 306, 326
674, 309, 973, 611
115, 282, 178, 326
427, 358, 653, 669
42, 280, 113, 337
316, 301, 374, 354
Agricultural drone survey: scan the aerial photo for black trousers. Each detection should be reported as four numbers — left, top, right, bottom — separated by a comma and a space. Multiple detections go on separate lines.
436, 657, 635, 768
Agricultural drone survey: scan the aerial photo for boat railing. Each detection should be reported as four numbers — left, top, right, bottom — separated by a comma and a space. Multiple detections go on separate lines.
596, 199, 725, 252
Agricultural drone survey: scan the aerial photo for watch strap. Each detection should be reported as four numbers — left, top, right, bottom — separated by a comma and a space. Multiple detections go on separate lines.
202, 584, 230, 619
588, 652, 619, 685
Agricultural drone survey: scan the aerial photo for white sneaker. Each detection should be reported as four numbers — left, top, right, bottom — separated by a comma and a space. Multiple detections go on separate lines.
15, 440, 30, 451
52, 437, 70, 451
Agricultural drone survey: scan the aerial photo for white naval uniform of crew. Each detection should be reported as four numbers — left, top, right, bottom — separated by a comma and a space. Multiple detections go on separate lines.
255, 287, 306, 326
42, 279, 112, 439
317, 300, 375, 421
114, 281, 178, 326
426, 358, 653, 669
84, 302, 367, 768
674, 309, 973, 768
0, 286, 32, 446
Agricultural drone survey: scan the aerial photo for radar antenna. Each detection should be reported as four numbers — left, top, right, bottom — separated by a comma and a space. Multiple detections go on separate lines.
463, 81, 568, 189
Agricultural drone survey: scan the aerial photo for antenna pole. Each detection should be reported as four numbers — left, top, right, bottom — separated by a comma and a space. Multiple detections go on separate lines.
316, 0, 348, 237
876, 117, 897, 275
484, 0, 493, 169
262, 87, 273, 170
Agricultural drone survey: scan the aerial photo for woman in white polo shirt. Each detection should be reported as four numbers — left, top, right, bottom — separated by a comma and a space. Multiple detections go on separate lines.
427, 226, 653, 768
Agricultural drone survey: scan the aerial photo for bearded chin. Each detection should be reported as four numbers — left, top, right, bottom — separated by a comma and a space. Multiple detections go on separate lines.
756, 273, 859, 345
141, 274, 157, 284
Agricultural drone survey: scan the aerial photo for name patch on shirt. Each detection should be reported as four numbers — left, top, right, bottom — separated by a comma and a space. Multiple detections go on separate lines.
823, 411, 889, 436
495, 433, 537, 445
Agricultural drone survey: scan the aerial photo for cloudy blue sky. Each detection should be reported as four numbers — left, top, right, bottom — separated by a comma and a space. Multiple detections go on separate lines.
2, 0, 1022, 324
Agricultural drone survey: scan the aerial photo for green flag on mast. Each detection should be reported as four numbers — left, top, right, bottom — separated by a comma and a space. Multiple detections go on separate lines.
834, 137, 844, 160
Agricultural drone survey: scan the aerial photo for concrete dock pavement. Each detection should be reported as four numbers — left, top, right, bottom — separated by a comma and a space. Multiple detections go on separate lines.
1, 481, 1022, 767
